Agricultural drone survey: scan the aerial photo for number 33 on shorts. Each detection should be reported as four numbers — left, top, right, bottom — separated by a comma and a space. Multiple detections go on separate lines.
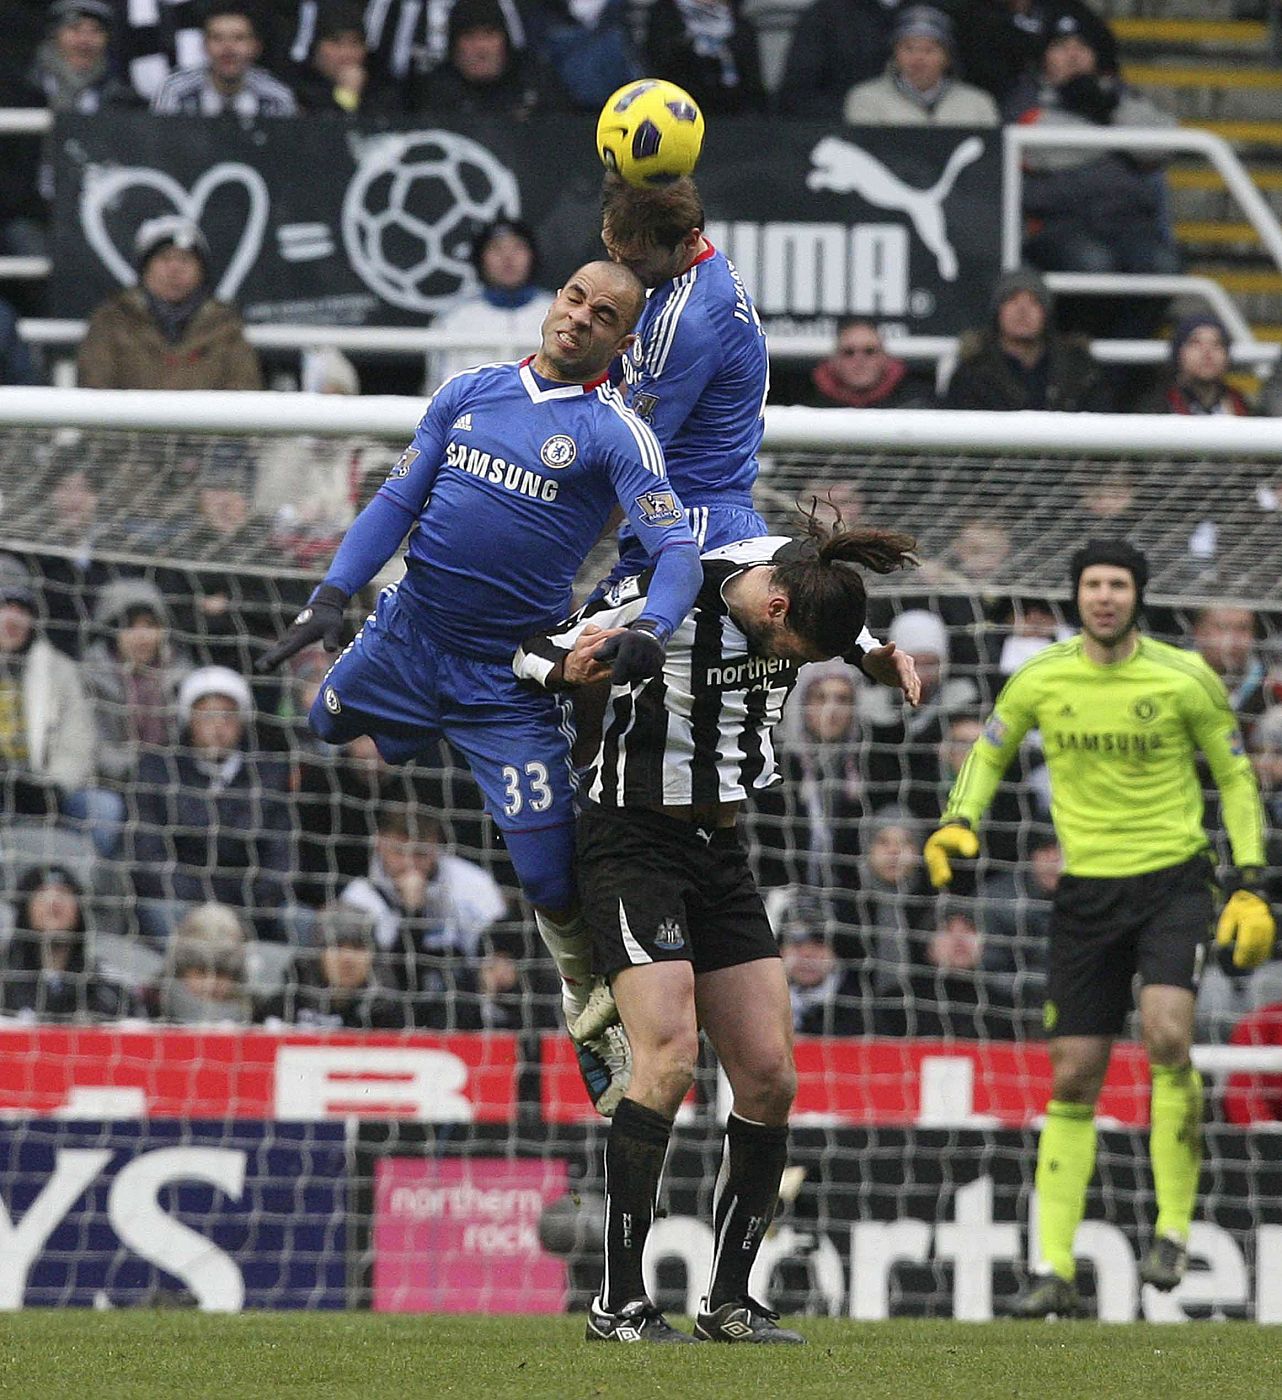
501, 761, 553, 816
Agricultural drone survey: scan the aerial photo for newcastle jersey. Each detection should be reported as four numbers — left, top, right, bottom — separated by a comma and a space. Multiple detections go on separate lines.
515, 536, 878, 806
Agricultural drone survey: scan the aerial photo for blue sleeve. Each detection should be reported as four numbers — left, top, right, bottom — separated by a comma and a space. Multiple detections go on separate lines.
320, 381, 457, 597
635, 315, 720, 440
641, 541, 703, 641
602, 406, 702, 640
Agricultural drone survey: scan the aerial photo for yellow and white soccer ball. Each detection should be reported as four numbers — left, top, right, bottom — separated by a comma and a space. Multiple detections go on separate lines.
596, 79, 705, 187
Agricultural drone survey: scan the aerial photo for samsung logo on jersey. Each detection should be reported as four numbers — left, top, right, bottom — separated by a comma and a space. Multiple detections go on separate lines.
445, 441, 558, 502
1052, 730, 1163, 755
703, 654, 793, 690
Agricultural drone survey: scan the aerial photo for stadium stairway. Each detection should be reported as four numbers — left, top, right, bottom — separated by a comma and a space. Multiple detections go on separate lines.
1114, 15, 1282, 359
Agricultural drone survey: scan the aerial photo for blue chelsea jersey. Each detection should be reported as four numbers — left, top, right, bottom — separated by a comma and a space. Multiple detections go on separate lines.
376, 359, 692, 660
621, 245, 768, 509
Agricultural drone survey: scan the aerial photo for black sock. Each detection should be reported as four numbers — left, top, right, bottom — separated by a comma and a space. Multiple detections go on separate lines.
706, 1113, 788, 1311
601, 1097, 673, 1312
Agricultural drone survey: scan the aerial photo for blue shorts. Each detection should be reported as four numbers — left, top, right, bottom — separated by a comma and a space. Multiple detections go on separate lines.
310, 586, 575, 835
611, 503, 768, 585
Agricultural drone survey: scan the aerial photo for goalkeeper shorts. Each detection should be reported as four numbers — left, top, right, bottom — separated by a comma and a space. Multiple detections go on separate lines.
1044, 854, 1215, 1038
576, 802, 778, 978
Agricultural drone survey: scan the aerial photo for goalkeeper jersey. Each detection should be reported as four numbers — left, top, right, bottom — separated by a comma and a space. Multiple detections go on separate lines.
944, 635, 1266, 878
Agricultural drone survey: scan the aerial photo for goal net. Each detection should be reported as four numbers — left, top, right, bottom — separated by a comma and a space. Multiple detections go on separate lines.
0, 390, 1280, 1321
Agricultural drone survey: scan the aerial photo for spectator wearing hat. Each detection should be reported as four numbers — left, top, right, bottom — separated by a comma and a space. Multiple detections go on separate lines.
862, 607, 980, 813
425, 218, 555, 390
798, 317, 936, 409
944, 266, 1111, 412
131, 665, 293, 945
2, 864, 136, 1022
154, 901, 255, 1024
1140, 315, 1254, 417
951, 0, 1118, 110
409, 0, 568, 119
258, 905, 410, 1030
779, 912, 868, 1037
151, 2, 296, 115
0, 0, 139, 260
1009, 13, 1179, 313
0, 553, 97, 823
77, 215, 262, 391
639, 0, 765, 116
291, 1, 403, 115
844, 6, 998, 127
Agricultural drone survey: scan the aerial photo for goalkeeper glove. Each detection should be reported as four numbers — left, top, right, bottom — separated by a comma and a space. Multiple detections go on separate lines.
1215, 868, 1276, 972
596, 620, 668, 685
924, 819, 980, 889
255, 585, 348, 672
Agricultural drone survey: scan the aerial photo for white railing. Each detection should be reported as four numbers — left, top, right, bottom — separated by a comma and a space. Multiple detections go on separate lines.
3, 388, 1282, 460
1003, 122, 1282, 277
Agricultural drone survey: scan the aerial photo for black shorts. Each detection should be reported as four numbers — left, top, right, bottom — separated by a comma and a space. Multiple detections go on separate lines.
1045, 853, 1215, 1038
576, 803, 779, 978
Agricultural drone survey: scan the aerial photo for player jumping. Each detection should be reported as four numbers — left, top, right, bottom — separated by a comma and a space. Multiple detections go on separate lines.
256, 261, 703, 1111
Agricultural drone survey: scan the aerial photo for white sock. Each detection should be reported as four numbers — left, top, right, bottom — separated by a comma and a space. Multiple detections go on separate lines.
534, 910, 592, 1021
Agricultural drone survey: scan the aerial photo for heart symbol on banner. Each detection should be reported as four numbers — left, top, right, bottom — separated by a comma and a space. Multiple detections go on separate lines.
79, 161, 271, 302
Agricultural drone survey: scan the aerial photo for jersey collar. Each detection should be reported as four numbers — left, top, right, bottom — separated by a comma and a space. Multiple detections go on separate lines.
518, 356, 609, 402
682, 241, 717, 275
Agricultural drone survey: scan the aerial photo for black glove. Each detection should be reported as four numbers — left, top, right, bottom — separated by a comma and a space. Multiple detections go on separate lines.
1056, 74, 1119, 125
596, 620, 668, 685
255, 585, 348, 672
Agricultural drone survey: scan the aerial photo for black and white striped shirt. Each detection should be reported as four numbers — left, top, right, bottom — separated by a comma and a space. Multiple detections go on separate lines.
151, 63, 297, 115
514, 537, 878, 809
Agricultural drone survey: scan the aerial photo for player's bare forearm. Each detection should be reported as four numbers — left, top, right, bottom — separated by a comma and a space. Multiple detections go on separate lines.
561, 625, 627, 687
862, 642, 922, 707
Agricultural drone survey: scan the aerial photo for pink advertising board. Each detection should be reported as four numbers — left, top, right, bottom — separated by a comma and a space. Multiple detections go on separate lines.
372, 1156, 569, 1313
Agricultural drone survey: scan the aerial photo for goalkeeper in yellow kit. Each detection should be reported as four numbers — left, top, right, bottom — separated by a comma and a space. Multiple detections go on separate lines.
925, 540, 1274, 1317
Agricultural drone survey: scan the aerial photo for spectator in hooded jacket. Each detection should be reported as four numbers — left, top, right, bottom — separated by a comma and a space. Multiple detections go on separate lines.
944, 266, 1111, 412
291, 0, 403, 115
409, 0, 567, 119
258, 904, 410, 1030
1009, 14, 1179, 299
0, 0, 139, 259
640, 0, 765, 115
1140, 314, 1254, 417
426, 218, 555, 390
2, 864, 136, 1022
131, 666, 292, 944
0, 554, 96, 823
844, 6, 998, 127
77, 216, 262, 391
80, 577, 193, 789
800, 317, 936, 409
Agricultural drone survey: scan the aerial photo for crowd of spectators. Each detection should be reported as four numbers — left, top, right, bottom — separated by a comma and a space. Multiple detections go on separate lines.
1, 1, 1281, 1090
1, 0, 1280, 410
1, 484, 1279, 1056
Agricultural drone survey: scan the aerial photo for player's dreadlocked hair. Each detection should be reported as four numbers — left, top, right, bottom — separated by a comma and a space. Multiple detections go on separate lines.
773, 499, 918, 657
601, 174, 705, 249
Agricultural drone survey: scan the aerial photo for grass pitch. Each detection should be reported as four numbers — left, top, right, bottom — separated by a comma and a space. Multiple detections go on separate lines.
0, 1313, 1274, 1400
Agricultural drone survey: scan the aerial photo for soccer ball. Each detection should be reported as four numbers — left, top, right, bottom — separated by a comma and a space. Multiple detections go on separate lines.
596, 79, 705, 187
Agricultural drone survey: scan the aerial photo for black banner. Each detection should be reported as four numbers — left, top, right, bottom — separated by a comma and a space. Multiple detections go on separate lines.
50, 114, 1000, 334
